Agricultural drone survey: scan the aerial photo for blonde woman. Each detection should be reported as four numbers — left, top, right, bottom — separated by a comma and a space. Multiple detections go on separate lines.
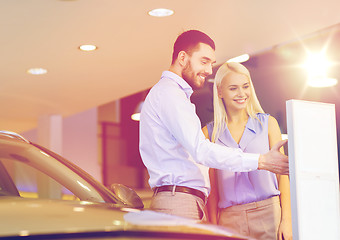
203, 62, 292, 240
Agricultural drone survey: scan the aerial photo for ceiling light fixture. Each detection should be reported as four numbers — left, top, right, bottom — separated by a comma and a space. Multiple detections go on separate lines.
304, 52, 329, 77
303, 52, 337, 87
79, 44, 97, 51
131, 101, 144, 121
27, 68, 47, 75
227, 54, 250, 63
148, 8, 174, 17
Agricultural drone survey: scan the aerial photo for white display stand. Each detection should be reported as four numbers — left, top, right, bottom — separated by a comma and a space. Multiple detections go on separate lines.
286, 99, 340, 240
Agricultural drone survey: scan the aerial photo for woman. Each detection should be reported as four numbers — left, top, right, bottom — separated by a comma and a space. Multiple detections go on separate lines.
203, 62, 292, 240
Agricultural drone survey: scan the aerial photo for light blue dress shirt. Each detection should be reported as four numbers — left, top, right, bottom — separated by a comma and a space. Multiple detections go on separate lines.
139, 71, 259, 196
206, 113, 280, 208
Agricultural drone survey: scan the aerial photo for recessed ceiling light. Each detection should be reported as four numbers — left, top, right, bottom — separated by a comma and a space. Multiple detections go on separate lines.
148, 8, 174, 17
79, 44, 97, 51
27, 68, 47, 75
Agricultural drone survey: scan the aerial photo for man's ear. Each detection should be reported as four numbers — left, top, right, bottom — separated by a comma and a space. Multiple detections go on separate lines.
177, 51, 188, 67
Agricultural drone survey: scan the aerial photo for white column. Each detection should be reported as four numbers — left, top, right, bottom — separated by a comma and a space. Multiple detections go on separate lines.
37, 115, 63, 199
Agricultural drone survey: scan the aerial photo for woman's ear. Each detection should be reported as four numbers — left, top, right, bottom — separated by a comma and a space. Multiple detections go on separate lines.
217, 85, 223, 98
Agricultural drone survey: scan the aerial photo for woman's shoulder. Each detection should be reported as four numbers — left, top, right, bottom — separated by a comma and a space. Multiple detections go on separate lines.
255, 112, 270, 123
267, 115, 280, 129
204, 121, 214, 134
206, 121, 214, 128
257, 114, 280, 135
202, 125, 210, 139
256, 112, 269, 118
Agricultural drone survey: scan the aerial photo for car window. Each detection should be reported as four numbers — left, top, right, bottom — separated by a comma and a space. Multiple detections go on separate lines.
0, 157, 80, 201
0, 135, 120, 204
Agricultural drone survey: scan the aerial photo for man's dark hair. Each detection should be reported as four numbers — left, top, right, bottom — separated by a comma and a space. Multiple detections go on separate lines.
171, 30, 215, 64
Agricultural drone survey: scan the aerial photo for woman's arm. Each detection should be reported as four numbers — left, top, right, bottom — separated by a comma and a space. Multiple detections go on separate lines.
207, 168, 219, 224
202, 126, 219, 224
268, 116, 292, 240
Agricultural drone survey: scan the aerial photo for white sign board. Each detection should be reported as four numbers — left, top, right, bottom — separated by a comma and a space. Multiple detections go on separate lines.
286, 99, 340, 240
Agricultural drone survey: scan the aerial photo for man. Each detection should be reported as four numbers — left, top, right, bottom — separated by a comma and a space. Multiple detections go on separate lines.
139, 30, 288, 220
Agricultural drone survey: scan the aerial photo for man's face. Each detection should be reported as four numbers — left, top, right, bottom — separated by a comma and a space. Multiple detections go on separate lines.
182, 43, 216, 90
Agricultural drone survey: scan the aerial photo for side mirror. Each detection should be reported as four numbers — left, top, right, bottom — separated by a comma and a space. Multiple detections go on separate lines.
109, 183, 144, 209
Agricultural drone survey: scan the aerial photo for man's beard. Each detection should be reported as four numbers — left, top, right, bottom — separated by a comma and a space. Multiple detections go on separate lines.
182, 62, 201, 90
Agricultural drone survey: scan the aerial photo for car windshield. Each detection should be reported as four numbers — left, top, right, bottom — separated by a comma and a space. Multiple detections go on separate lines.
0, 156, 76, 199
0, 137, 120, 204
32, 143, 120, 203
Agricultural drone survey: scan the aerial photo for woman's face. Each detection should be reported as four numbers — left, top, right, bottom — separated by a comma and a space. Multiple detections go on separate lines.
218, 71, 251, 112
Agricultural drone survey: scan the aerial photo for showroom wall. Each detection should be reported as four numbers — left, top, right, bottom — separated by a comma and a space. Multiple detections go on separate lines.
21, 108, 101, 182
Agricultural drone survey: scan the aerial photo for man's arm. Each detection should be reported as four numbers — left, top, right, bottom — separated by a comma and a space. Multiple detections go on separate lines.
160, 84, 289, 174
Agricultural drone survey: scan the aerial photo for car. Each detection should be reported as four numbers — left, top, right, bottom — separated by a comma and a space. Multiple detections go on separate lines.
0, 130, 250, 239
0, 130, 143, 207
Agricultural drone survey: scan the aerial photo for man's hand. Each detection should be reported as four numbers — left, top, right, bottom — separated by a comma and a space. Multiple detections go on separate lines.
258, 139, 289, 175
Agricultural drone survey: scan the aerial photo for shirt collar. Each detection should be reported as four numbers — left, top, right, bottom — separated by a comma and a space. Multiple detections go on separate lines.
236, 116, 257, 150
161, 71, 193, 99
217, 116, 257, 149
245, 116, 256, 134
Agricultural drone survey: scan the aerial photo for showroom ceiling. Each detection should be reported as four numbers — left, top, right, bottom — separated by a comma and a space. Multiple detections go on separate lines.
1, 0, 340, 132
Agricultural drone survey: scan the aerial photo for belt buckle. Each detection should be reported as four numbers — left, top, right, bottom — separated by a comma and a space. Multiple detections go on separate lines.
152, 186, 160, 196
171, 185, 176, 196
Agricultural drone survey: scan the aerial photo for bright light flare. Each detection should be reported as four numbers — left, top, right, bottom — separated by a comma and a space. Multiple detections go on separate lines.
303, 52, 329, 77
303, 52, 338, 87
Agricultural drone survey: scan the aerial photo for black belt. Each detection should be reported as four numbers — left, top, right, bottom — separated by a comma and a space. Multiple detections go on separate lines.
153, 185, 206, 203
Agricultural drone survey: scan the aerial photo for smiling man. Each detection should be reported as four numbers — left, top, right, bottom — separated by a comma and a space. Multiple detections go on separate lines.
139, 30, 289, 221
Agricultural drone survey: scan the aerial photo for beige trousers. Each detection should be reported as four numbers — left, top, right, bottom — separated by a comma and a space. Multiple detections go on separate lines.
218, 196, 281, 240
150, 191, 206, 221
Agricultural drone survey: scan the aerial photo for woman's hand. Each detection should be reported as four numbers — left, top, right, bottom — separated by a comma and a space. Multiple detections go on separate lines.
278, 219, 293, 240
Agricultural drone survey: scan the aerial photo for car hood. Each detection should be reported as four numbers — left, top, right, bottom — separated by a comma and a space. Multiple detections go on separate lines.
1, 197, 130, 235
0, 197, 249, 239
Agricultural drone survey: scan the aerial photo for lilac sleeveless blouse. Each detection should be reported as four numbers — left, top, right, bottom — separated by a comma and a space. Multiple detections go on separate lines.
206, 113, 280, 208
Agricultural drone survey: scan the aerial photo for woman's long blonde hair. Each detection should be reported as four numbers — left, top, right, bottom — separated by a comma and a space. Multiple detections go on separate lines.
211, 62, 264, 142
